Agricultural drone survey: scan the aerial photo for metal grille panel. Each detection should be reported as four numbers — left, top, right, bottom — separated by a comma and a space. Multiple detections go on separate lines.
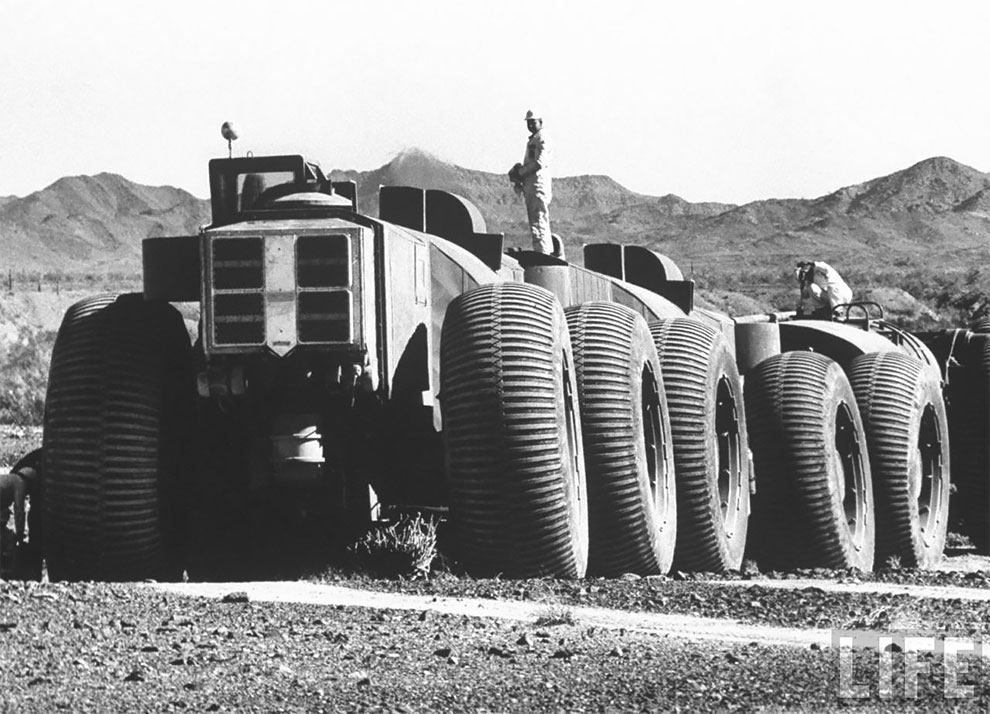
211, 236, 265, 347
214, 293, 265, 345
213, 237, 264, 290
298, 291, 352, 343
209, 232, 357, 352
297, 234, 350, 288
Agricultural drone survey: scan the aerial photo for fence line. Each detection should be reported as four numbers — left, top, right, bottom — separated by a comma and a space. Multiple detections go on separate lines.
4, 269, 142, 296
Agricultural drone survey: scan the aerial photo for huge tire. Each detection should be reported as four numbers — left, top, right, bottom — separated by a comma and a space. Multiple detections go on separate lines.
566, 302, 676, 576
849, 352, 950, 568
649, 318, 749, 572
441, 283, 588, 578
43, 294, 195, 581
746, 351, 876, 571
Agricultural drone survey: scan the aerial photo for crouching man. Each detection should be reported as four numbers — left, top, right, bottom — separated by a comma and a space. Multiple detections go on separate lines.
0, 448, 42, 579
796, 260, 853, 319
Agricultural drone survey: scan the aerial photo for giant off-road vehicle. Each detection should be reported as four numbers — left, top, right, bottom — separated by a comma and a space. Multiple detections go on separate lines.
38, 146, 977, 582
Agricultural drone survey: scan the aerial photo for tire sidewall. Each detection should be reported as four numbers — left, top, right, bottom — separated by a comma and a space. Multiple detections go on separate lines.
821, 361, 876, 569
652, 317, 750, 572
570, 304, 676, 575
551, 301, 589, 575
914, 368, 951, 560
630, 327, 677, 565
702, 335, 750, 566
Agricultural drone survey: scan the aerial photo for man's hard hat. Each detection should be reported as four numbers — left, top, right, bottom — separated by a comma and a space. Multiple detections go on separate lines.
525, 109, 542, 121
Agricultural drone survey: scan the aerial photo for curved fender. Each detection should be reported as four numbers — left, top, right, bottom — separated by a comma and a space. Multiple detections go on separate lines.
888, 329, 941, 375
779, 320, 899, 367
525, 264, 685, 321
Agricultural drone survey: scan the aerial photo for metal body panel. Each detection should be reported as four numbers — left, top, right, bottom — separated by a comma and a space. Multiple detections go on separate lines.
585, 243, 684, 281
611, 281, 685, 322
584, 243, 693, 312
265, 234, 299, 355
524, 264, 613, 308
428, 237, 505, 413
143, 235, 201, 301
735, 322, 782, 375
379, 186, 426, 232
731, 317, 939, 378
208, 217, 365, 234
425, 189, 487, 238
381, 224, 432, 398
779, 320, 900, 366
525, 263, 686, 323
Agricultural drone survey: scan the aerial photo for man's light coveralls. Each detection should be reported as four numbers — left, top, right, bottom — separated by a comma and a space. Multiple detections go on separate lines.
522, 129, 553, 254
798, 261, 853, 316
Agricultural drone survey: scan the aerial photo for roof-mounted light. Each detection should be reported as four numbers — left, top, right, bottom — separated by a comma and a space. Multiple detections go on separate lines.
221, 121, 238, 158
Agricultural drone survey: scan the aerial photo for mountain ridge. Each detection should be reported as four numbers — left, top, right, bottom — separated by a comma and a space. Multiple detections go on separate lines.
0, 172, 209, 270
0, 152, 987, 281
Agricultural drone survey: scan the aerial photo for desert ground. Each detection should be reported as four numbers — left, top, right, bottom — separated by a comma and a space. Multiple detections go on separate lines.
4, 413, 990, 711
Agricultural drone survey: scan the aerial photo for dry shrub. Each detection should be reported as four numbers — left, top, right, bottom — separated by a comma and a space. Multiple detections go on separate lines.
0, 327, 55, 426
534, 604, 576, 627
347, 513, 438, 578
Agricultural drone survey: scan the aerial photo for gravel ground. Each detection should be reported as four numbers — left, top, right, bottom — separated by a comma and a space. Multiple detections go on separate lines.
3, 580, 990, 713
5, 426, 990, 710
318, 568, 990, 637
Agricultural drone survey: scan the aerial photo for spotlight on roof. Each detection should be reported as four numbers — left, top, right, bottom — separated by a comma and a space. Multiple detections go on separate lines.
221, 121, 238, 158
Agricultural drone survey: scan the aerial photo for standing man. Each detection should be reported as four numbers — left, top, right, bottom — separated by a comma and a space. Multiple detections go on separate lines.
509, 109, 555, 255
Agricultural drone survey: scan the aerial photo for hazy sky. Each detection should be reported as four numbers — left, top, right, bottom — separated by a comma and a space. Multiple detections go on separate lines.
1, 0, 987, 204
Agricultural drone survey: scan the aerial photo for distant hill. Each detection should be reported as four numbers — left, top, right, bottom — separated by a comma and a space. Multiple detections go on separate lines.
329, 148, 735, 252
330, 151, 990, 276
1, 151, 988, 289
0, 173, 209, 273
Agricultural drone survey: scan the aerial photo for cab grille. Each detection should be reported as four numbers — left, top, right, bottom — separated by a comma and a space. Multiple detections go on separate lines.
298, 291, 351, 342
297, 234, 349, 288
214, 293, 265, 344
212, 237, 265, 346
209, 233, 355, 351
213, 237, 264, 290
297, 234, 352, 344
